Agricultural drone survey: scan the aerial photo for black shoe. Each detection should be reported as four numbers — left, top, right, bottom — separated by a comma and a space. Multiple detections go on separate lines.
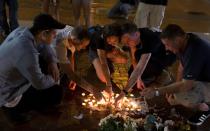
2, 107, 31, 125
187, 110, 210, 126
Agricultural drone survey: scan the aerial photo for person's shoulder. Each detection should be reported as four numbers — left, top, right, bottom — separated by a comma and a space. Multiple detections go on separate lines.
56, 25, 74, 39
139, 28, 155, 34
188, 33, 209, 47
139, 28, 160, 41
4, 27, 32, 43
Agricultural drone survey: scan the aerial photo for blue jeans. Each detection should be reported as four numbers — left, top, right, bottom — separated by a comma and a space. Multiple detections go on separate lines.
0, 0, 19, 35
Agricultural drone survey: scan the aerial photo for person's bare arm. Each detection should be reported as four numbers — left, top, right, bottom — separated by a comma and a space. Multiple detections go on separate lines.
141, 79, 194, 99
97, 49, 113, 93
125, 53, 151, 91
176, 61, 183, 82
115, 53, 151, 103
59, 63, 102, 100
160, 79, 194, 94
130, 47, 138, 68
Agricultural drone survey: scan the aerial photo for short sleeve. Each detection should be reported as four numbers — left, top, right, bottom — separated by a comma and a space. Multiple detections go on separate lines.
140, 28, 160, 54
183, 47, 204, 80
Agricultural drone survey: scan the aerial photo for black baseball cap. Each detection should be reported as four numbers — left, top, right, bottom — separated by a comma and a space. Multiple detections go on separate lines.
32, 13, 65, 31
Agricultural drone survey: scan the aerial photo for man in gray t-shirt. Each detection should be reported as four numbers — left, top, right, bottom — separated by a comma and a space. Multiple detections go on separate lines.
0, 14, 65, 123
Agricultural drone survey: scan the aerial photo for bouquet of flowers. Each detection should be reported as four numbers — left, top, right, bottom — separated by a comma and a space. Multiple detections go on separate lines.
99, 113, 143, 131
99, 112, 192, 131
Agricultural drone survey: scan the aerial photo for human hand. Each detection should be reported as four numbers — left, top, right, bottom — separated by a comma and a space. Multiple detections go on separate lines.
69, 44, 76, 54
141, 88, 155, 99
104, 85, 113, 97
92, 89, 103, 101
165, 94, 179, 105
68, 80, 77, 90
66, 39, 76, 53
137, 78, 145, 90
48, 63, 60, 82
197, 103, 209, 111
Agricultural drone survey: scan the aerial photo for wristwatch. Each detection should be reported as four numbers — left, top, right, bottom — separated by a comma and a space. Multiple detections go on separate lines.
154, 88, 160, 97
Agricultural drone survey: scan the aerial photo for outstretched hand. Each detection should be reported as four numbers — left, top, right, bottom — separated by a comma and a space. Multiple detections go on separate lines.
141, 88, 155, 99
114, 92, 125, 107
104, 85, 113, 97
92, 88, 104, 101
165, 93, 179, 105
68, 80, 77, 90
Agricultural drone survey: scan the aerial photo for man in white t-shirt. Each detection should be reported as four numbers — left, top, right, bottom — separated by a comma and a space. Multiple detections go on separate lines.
40, 25, 102, 99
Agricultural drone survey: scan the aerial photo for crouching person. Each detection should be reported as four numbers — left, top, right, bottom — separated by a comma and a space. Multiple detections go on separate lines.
0, 14, 66, 124
47, 25, 102, 99
142, 24, 210, 126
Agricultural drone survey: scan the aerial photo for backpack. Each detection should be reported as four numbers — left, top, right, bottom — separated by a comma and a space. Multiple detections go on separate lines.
88, 25, 103, 36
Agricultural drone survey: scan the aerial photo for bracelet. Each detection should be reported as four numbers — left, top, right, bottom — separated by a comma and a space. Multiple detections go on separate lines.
122, 89, 129, 95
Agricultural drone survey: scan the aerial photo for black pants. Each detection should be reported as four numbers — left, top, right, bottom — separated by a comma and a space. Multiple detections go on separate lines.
9, 84, 63, 113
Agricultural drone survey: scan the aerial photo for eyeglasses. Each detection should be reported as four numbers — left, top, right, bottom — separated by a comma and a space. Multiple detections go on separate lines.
43, 30, 56, 35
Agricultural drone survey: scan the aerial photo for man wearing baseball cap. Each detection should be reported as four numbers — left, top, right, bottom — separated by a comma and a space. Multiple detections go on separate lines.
0, 13, 65, 123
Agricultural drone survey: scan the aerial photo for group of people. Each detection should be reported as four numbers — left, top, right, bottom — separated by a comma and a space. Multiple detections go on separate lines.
108, 0, 167, 29
42, 0, 92, 27
0, 0, 92, 42
0, 1, 210, 127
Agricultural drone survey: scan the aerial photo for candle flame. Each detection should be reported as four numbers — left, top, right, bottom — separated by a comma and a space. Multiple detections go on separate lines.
81, 91, 148, 113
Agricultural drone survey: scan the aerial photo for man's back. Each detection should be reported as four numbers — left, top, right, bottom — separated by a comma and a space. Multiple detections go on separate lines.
0, 27, 55, 107
180, 33, 210, 82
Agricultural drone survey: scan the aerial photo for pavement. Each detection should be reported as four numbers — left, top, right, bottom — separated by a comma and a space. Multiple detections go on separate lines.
1, 0, 210, 130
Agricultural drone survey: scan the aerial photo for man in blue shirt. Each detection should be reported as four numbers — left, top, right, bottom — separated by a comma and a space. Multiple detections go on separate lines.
142, 24, 210, 126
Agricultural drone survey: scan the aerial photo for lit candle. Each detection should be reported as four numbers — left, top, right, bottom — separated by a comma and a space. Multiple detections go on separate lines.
89, 94, 93, 96
130, 94, 134, 97
88, 102, 93, 106
131, 101, 137, 108
82, 93, 85, 96
82, 103, 86, 106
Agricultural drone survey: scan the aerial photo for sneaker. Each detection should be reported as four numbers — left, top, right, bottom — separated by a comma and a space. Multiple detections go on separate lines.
187, 110, 210, 126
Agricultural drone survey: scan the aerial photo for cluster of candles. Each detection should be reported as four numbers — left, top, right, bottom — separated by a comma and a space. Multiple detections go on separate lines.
81, 91, 148, 113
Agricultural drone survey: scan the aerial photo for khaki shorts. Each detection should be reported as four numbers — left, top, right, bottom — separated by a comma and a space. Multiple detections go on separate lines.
175, 81, 210, 105
134, 2, 166, 29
